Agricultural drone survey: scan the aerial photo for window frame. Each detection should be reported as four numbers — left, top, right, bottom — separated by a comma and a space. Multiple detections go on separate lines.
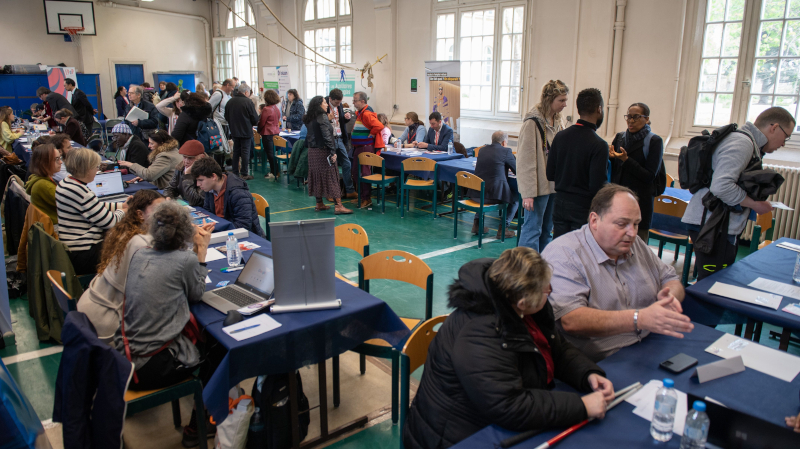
301, 0, 353, 101
432, 0, 528, 120
226, 0, 257, 30
213, 38, 234, 84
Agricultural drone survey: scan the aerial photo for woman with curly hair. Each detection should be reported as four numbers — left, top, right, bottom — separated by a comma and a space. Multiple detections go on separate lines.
76, 190, 165, 343
171, 92, 212, 147
118, 130, 181, 188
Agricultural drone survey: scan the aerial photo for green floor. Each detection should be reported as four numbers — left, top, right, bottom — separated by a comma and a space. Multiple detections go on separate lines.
2, 170, 799, 447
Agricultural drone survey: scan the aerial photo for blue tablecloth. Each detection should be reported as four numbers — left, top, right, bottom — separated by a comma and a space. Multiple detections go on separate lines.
193, 206, 235, 233
278, 131, 301, 152
452, 323, 800, 448
436, 157, 518, 192
192, 234, 410, 423
121, 174, 159, 195
12, 140, 30, 165
380, 150, 463, 173
684, 238, 800, 331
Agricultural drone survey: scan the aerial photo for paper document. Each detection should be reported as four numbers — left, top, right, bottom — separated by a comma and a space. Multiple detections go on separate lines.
783, 303, 800, 317
222, 313, 281, 341
125, 106, 149, 122
706, 333, 800, 382
204, 247, 226, 262
770, 201, 794, 210
777, 242, 800, 253
707, 282, 782, 310
625, 379, 688, 436
749, 277, 800, 300
205, 276, 211, 284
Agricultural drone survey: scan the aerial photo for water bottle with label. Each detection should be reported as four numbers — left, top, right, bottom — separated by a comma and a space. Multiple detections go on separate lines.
650, 378, 678, 442
226, 232, 242, 267
680, 401, 710, 449
447, 139, 454, 155
114, 165, 119, 172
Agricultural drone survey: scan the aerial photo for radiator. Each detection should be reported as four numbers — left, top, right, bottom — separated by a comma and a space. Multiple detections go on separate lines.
741, 164, 800, 242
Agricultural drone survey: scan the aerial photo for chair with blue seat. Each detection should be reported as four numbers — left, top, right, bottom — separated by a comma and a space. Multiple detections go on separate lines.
648, 195, 694, 286
357, 152, 397, 213
352, 250, 434, 424
399, 157, 438, 218
452, 171, 507, 248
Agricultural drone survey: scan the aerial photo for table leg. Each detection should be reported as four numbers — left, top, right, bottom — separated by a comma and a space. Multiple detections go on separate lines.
779, 328, 792, 351
318, 361, 329, 437
753, 322, 763, 343
333, 355, 340, 407
289, 373, 301, 449
734, 323, 743, 337
743, 319, 755, 340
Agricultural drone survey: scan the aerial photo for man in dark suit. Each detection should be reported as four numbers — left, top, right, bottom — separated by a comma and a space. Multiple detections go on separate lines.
470, 131, 517, 239
36, 86, 76, 129
325, 88, 357, 199
416, 111, 453, 152
64, 78, 95, 134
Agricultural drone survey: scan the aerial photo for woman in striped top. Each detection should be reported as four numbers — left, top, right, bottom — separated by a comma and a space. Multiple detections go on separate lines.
56, 148, 127, 275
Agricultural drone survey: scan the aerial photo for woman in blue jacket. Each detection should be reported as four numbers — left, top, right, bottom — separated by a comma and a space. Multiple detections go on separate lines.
282, 89, 305, 131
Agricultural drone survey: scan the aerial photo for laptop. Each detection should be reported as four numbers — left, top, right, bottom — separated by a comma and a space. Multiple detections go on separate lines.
686, 392, 800, 448
202, 250, 276, 314
87, 172, 129, 202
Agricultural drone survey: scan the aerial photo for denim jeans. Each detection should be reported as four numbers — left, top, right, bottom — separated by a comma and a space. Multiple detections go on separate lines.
335, 137, 355, 193
518, 193, 555, 252
232, 136, 252, 176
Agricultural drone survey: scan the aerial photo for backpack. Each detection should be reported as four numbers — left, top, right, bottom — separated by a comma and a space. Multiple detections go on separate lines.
196, 118, 224, 154
247, 372, 310, 449
678, 123, 739, 193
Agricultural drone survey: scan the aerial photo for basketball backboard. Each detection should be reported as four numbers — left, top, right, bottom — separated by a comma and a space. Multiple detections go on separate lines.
44, 0, 96, 35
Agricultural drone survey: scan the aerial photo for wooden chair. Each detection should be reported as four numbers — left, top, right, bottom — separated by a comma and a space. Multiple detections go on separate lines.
251, 193, 270, 241
749, 211, 775, 254
46, 271, 76, 318
666, 173, 675, 188
473, 145, 484, 158
273, 135, 289, 174
354, 250, 434, 424
357, 152, 397, 213
399, 157, 438, 218
251, 130, 264, 174
649, 195, 693, 286
452, 171, 507, 248
399, 315, 447, 435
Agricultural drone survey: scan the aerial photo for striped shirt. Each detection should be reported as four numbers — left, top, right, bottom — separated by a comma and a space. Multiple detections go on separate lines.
351, 109, 375, 147
55, 176, 125, 251
541, 225, 679, 361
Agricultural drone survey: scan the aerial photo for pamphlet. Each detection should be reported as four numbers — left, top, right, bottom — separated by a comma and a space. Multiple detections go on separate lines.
125, 106, 149, 122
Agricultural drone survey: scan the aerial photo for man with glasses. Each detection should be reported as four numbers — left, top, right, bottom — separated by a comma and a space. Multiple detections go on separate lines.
164, 140, 207, 207
682, 107, 794, 280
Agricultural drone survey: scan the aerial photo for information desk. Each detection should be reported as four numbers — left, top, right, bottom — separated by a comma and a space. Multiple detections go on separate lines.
451, 323, 800, 448
191, 233, 410, 428
684, 238, 800, 349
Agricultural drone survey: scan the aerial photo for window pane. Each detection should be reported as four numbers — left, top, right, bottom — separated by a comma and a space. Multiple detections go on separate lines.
340, 0, 350, 16
511, 61, 521, 85
318, 0, 334, 19
762, 0, 787, 19
753, 58, 779, 93
716, 58, 738, 91
513, 7, 524, 33
502, 8, 512, 34
749, 95, 773, 121
461, 12, 472, 36
721, 22, 742, 56
499, 86, 510, 111
707, 0, 726, 22
228, 11, 234, 29
306, 0, 314, 21
789, 0, 800, 17
700, 59, 720, 91
246, 5, 254, 26
783, 20, 800, 55
234, 0, 244, 28
712, 93, 734, 125
775, 95, 799, 114
776, 58, 800, 93
500, 61, 511, 85
757, 21, 784, 56
703, 23, 724, 57
695, 93, 715, 125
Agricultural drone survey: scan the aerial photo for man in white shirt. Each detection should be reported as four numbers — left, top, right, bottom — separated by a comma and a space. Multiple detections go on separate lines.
209, 79, 234, 126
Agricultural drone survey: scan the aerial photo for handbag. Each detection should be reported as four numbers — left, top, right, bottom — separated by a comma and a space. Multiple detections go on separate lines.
214, 390, 254, 449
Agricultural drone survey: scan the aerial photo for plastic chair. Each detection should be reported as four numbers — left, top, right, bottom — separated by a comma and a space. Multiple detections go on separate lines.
357, 152, 397, 213
649, 195, 694, 286
399, 157, 438, 218
273, 135, 289, 174
251, 193, 270, 241
46, 270, 76, 318
749, 211, 775, 254
355, 250, 433, 424
399, 315, 447, 437
105, 119, 122, 137
473, 145, 484, 158
452, 171, 507, 248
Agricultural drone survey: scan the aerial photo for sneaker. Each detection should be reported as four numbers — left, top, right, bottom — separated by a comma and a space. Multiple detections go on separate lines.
264, 173, 275, 180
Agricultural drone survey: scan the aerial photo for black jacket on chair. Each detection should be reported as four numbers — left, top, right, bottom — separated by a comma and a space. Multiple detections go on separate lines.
224, 92, 259, 139
403, 258, 605, 449
468, 142, 517, 204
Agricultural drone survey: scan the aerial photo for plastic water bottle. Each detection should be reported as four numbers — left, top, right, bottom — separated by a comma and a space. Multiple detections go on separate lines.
395, 139, 401, 151
650, 378, 678, 442
226, 232, 242, 267
447, 139, 454, 155
680, 401, 710, 449
248, 406, 265, 447
113, 165, 119, 172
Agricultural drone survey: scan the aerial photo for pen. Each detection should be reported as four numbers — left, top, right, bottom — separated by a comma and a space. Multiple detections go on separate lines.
229, 323, 260, 334
222, 266, 244, 272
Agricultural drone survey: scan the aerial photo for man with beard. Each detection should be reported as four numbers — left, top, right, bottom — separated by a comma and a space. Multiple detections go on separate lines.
541, 184, 692, 362
109, 123, 150, 168
546, 88, 609, 238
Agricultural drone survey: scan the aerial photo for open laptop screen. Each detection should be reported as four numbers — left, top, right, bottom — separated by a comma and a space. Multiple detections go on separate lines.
87, 172, 125, 198
235, 251, 275, 296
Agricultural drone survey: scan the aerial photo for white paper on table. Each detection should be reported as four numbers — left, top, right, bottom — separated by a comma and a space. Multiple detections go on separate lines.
222, 313, 282, 341
777, 241, 800, 252
707, 282, 782, 310
770, 201, 794, 211
204, 247, 226, 262
783, 303, 800, 317
706, 333, 800, 382
625, 379, 688, 436
205, 276, 211, 284
125, 106, 149, 122
748, 277, 800, 300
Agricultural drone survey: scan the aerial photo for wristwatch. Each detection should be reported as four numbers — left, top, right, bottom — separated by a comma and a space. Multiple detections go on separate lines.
633, 309, 642, 339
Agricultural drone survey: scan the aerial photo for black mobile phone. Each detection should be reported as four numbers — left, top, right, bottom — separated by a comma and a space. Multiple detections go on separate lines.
660, 353, 698, 374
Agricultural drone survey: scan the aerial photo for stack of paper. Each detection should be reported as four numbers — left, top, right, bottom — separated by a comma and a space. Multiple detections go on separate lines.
707, 282, 782, 310
748, 277, 800, 300
625, 379, 688, 435
706, 333, 800, 382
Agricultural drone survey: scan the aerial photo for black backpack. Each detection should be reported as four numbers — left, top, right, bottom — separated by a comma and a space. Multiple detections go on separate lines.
247, 372, 310, 449
678, 124, 739, 193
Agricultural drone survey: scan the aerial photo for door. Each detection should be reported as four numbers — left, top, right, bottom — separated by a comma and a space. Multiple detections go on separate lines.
114, 64, 145, 91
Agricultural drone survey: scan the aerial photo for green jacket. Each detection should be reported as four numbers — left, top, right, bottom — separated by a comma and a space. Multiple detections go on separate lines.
25, 174, 58, 225
27, 223, 85, 343
288, 138, 308, 180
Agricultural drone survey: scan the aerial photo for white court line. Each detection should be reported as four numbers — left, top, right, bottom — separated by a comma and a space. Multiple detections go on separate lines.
2, 346, 63, 365
341, 238, 500, 279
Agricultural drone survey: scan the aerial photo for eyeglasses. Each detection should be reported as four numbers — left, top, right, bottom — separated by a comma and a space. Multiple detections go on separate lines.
775, 123, 791, 142
54, 156, 62, 161
624, 114, 648, 122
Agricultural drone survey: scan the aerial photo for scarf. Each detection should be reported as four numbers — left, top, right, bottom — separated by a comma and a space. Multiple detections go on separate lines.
623, 123, 651, 147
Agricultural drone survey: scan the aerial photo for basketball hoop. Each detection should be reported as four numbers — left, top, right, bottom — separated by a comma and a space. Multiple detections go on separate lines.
64, 27, 84, 47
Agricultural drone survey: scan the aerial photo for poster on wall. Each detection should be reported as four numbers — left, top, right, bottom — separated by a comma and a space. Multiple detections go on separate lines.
263, 66, 292, 98
425, 61, 460, 134
328, 67, 356, 99
47, 67, 77, 100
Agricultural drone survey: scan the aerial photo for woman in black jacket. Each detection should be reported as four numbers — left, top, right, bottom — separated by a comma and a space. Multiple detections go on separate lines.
609, 103, 664, 241
304, 96, 352, 215
114, 86, 128, 118
54, 109, 86, 147
283, 89, 305, 131
171, 92, 211, 147
404, 247, 614, 449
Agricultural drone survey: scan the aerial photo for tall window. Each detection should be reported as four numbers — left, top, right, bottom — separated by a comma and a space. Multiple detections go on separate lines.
434, 2, 526, 116
215, 40, 233, 83
691, 0, 800, 140
303, 0, 353, 100
227, 0, 256, 29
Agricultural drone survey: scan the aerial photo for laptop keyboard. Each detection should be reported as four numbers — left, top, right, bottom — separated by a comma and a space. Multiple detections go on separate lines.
215, 286, 260, 307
